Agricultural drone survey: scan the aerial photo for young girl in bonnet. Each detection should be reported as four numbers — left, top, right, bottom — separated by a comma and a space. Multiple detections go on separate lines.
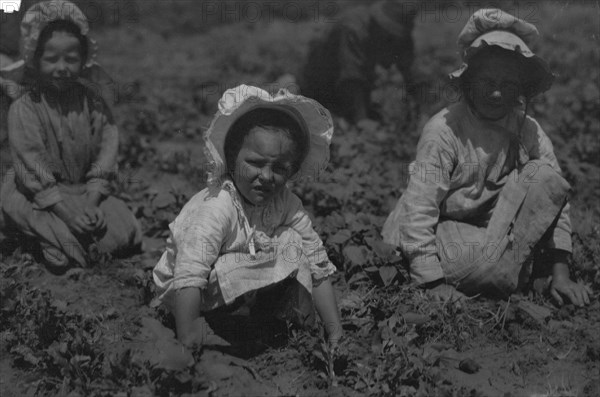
153, 85, 343, 347
382, 9, 590, 306
1, 0, 116, 161
0, 0, 142, 269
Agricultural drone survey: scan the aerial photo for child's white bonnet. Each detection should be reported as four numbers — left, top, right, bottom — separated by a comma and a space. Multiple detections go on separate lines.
204, 85, 334, 186
19, 0, 98, 70
450, 8, 554, 98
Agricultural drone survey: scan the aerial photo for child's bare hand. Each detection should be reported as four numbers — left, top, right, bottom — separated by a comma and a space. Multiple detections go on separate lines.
429, 283, 466, 303
178, 317, 208, 347
84, 206, 107, 233
178, 317, 229, 348
327, 325, 343, 350
178, 330, 200, 348
66, 213, 96, 235
550, 275, 591, 307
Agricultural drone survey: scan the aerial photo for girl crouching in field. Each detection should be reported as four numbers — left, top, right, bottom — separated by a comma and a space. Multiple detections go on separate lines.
0, 0, 142, 270
153, 85, 343, 348
382, 9, 590, 306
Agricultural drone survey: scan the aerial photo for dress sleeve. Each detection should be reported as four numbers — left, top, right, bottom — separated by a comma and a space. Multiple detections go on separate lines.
170, 192, 234, 291
284, 190, 335, 280
85, 94, 118, 196
524, 117, 572, 252
8, 97, 62, 209
382, 118, 456, 284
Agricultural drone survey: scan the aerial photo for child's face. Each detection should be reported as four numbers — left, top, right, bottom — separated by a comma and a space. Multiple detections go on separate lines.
468, 53, 522, 120
39, 31, 83, 90
232, 127, 297, 206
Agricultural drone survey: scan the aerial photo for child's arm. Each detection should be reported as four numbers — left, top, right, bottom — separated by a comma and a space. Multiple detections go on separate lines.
282, 191, 343, 345
85, 95, 118, 205
549, 250, 590, 307
166, 191, 233, 345
174, 287, 203, 345
83, 96, 120, 232
313, 277, 343, 347
50, 200, 95, 235
381, 124, 455, 286
7, 98, 95, 234
527, 123, 588, 306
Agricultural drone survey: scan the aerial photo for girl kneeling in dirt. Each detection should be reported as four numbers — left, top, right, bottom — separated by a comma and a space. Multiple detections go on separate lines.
382, 9, 590, 306
152, 85, 343, 348
0, 2, 142, 270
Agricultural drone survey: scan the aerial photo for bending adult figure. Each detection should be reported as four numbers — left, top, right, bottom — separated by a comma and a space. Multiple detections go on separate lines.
299, 0, 416, 123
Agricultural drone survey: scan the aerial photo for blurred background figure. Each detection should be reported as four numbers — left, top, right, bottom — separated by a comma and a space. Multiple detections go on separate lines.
299, 0, 416, 123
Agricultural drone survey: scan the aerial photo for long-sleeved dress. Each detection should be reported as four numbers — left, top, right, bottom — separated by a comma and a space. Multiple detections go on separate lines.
382, 100, 571, 296
1, 84, 141, 266
153, 179, 336, 318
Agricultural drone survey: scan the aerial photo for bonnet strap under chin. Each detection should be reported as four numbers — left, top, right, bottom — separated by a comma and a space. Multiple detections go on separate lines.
222, 180, 256, 259
514, 98, 530, 169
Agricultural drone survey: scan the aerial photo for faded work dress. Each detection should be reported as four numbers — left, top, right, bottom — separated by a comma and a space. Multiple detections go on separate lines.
152, 180, 336, 322
383, 100, 572, 296
1, 84, 141, 266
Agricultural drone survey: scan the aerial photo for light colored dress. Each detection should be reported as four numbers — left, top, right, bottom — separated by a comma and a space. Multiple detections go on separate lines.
1, 84, 142, 265
153, 179, 336, 312
383, 99, 571, 295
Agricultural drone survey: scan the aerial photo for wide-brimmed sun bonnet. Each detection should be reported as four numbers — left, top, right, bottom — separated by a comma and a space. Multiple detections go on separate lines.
14, 0, 98, 72
204, 85, 334, 186
450, 8, 554, 98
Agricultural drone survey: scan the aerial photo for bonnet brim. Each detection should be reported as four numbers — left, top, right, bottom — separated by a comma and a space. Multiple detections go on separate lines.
19, 0, 98, 69
204, 85, 334, 185
449, 9, 554, 98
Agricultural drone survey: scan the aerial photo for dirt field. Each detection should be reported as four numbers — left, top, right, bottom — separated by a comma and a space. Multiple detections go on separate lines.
1, 1, 599, 396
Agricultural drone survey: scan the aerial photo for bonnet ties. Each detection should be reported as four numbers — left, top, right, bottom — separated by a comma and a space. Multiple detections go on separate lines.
222, 181, 257, 259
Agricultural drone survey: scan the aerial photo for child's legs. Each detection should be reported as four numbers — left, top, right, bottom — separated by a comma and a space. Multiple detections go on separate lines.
203, 279, 306, 348
437, 219, 488, 292
503, 161, 570, 280
1, 186, 87, 266
203, 272, 314, 324
437, 219, 517, 296
439, 221, 521, 297
200, 227, 315, 346
440, 160, 570, 296
212, 227, 311, 305
96, 196, 142, 256
254, 278, 315, 327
